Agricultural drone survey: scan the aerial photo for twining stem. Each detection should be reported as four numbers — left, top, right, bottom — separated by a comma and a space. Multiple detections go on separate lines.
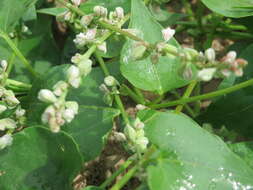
0, 30, 37, 77
150, 78, 253, 109
175, 80, 197, 113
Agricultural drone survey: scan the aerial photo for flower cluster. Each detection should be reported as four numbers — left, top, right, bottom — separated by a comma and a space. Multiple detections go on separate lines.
124, 118, 149, 154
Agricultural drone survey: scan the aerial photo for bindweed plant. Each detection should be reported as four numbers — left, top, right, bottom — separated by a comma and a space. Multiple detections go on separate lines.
1, 0, 253, 189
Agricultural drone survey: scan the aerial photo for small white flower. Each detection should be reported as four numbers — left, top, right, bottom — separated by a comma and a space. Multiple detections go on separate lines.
69, 77, 81, 88
67, 65, 80, 79
62, 108, 75, 123
85, 29, 97, 41
78, 59, 92, 76
38, 89, 58, 103
136, 104, 147, 110
115, 7, 124, 19
97, 42, 107, 53
15, 107, 25, 118
80, 14, 94, 26
53, 81, 68, 96
71, 0, 81, 6
0, 134, 13, 150
0, 105, 7, 114
162, 27, 175, 42
1, 60, 8, 71
4, 90, 20, 107
197, 68, 216, 82
0, 118, 17, 131
65, 101, 79, 114
93, 6, 108, 17
124, 124, 137, 142
73, 32, 87, 47
104, 76, 117, 86
205, 48, 216, 62
22, 25, 29, 33
41, 105, 56, 124
134, 118, 145, 130
225, 51, 237, 63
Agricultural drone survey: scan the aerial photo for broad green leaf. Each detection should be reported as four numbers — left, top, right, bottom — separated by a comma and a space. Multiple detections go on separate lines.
229, 141, 253, 169
120, 0, 190, 94
37, 7, 68, 16
63, 106, 120, 161
0, 0, 37, 32
0, 126, 82, 190
201, 0, 253, 18
141, 111, 253, 189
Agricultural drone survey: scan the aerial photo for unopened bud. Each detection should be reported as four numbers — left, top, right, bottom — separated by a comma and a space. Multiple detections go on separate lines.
0, 105, 7, 114
205, 48, 216, 62
115, 7, 124, 19
136, 104, 147, 110
124, 124, 136, 142
1, 60, 8, 71
97, 42, 107, 53
0, 134, 13, 150
15, 107, 25, 118
53, 81, 68, 96
38, 89, 57, 103
80, 14, 94, 27
104, 76, 117, 86
162, 27, 175, 42
133, 118, 145, 130
197, 68, 216, 82
93, 6, 108, 17
65, 101, 79, 114
135, 136, 149, 152
78, 59, 92, 76
71, 0, 81, 6
0, 118, 17, 130
49, 117, 60, 133
41, 105, 56, 124
4, 90, 20, 107
67, 65, 80, 81
73, 32, 87, 47
69, 77, 81, 88
85, 28, 97, 41
225, 51, 237, 63
62, 108, 75, 123
64, 11, 72, 21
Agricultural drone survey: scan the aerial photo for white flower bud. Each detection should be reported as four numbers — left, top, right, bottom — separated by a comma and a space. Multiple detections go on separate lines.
67, 65, 80, 79
78, 59, 92, 76
65, 101, 79, 114
136, 104, 147, 110
99, 84, 109, 93
134, 118, 145, 130
104, 76, 117, 86
4, 90, 20, 107
162, 27, 175, 42
135, 136, 149, 152
80, 14, 94, 26
0, 118, 17, 130
93, 6, 108, 17
38, 89, 57, 103
124, 124, 137, 142
0, 105, 7, 114
225, 51, 237, 63
97, 42, 107, 53
85, 29, 97, 41
15, 107, 25, 118
22, 25, 29, 33
53, 81, 68, 96
71, 53, 82, 64
182, 65, 193, 80
197, 68, 216, 82
49, 117, 60, 133
73, 32, 87, 47
69, 77, 81, 88
1, 60, 8, 71
71, 0, 81, 6
205, 48, 216, 62
0, 134, 13, 150
41, 105, 56, 124
62, 108, 75, 123
115, 7, 124, 19
64, 11, 72, 21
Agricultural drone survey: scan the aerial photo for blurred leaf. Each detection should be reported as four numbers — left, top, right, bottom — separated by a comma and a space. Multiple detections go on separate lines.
0, 126, 82, 190
22, 5, 37, 21
37, 7, 68, 16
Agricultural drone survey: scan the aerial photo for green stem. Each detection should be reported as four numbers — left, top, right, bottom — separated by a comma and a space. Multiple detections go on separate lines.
122, 84, 146, 105
100, 160, 133, 189
0, 30, 37, 77
6, 79, 32, 89
151, 78, 253, 109
175, 80, 197, 113
56, 0, 85, 16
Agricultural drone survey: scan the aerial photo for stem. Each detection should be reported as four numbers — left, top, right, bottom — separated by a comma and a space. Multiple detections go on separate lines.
122, 84, 146, 105
100, 160, 133, 189
6, 79, 32, 89
56, 0, 85, 16
175, 80, 197, 113
151, 78, 253, 109
0, 30, 37, 77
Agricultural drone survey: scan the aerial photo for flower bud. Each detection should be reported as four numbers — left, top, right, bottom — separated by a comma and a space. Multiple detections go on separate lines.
115, 7, 124, 19
71, 53, 82, 64
1, 60, 8, 71
15, 107, 25, 118
162, 27, 175, 42
0, 105, 7, 114
93, 6, 108, 17
69, 77, 81, 88
62, 108, 75, 123
136, 104, 147, 110
133, 118, 145, 130
113, 132, 126, 142
65, 101, 79, 114
78, 59, 92, 76
124, 124, 137, 142
53, 81, 68, 96
0, 118, 17, 130
97, 42, 107, 53
104, 76, 117, 86
135, 136, 149, 152
71, 0, 81, 6
49, 117, 60, 133
205, 48, 216, 62
64, 11, 72, 21
22, 25, 29, 33
38, 89, 58, 103
41, 105, 56, 124
99, 84, 110, 93
182, 64, 193, 80
73, 33, 87, 47
80, 14, 94, 27
67, 65, 80, 79
4, 90, 20, 107
0, 134, 13, 150
225, 51, 237, 63
197, 68, 216, 82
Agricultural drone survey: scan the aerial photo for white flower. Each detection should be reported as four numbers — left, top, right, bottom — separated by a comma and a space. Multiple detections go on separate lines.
73, 33, 87, 47
53, 81, 68, 96
80, 14, 94, 27
225, 51, 237, 63
97, 42, 107, 53
22, 25, 29, 33
0, 134, 13, 150
136, 104, 147, 110
104, 76, 117, 86
38, 89, 58, 103
115, 7, 124, 19
205, 48, 216, 62
85, 29, 97, 41
41, 105, 56, 124
0, 118, 17, 131
197, 68, 216, 82
78, 59, 92, 76
93, 6, 108, 17
124, 124, 137, 142
67, 65, 80, 79
71, 0, 81, 6
65, 101, 79, 114
0, 105, 7, 114
4, 90, 20, 107
162, 27, 175, 42
62, 108, 75, 123
69, 77, 81, 88
15, 107, 25, 118
134, 118, 145, 130
48, 117, 60, 133
1, 60, 8, 71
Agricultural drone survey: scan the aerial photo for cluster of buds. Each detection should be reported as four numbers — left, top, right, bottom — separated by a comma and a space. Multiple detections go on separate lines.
124, 118, 149, 154
99, 75, 119, 106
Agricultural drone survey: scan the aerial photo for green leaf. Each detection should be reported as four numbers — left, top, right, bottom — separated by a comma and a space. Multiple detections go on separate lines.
22, 5, 37, 21
120, 0, 190, 94
141, 111, 253, 189
0, 0, 37, 32
201, 0, 253, 18
37, 7, 68, 16
63, 106, 120, 161
0, 126, 82, 190
229, 141, 253, 169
